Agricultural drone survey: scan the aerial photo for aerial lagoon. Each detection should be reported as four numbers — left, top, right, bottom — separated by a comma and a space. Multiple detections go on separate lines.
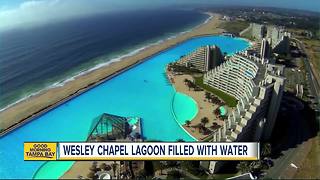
0, 36, 249, 178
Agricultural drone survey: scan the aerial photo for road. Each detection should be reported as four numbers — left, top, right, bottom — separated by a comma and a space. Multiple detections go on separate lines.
265, 38, 320, 178
292, 38, 320, 98
293, 38, 320, 128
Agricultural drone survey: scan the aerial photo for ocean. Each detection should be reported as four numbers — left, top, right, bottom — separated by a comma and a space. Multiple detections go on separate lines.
0, 9, 208, 110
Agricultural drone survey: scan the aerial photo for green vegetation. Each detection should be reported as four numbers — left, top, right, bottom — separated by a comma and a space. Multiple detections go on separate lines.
219, 20, 250, 35
194, 76, 238, 107
169, 63, 238, 107
185, 120, 191, 127
168, 63, 202, 74
200, 117, 209, 126
168, 63, 237, 107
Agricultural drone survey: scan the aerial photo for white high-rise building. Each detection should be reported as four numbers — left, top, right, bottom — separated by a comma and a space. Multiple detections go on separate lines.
260, 38, 271, 60
177, 45, 224, 72
251, 24, 290, 55
201, 52, 285, 173
250, 23, 267, 40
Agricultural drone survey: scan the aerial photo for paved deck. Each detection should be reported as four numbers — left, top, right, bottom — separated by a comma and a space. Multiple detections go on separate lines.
168, 71, 226, 140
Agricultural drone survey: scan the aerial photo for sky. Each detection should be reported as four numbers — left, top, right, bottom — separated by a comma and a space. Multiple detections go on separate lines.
0, 0, 319, 32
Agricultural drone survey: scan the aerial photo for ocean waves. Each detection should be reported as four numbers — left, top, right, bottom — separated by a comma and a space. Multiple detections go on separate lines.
0, 10, 210, 112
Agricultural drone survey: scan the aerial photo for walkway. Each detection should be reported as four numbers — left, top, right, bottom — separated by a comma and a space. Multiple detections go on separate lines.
169, 72, 224, 140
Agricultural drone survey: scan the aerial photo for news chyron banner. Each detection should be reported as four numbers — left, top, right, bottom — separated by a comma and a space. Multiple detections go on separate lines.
24, 143, 57, 161
24, 142, 260, 161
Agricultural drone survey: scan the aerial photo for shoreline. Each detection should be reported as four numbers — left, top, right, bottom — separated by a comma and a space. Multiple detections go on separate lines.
166, 71, 227, 141
0, 12, 211, 113
170, 90, 199, 141
0, 12, 224, 137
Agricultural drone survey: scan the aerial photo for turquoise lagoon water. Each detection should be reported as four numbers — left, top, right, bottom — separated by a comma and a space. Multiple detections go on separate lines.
0, 36, 249, 179
173, 92, 198, 125
219, 106, 227, 116
128, 117, 140, 125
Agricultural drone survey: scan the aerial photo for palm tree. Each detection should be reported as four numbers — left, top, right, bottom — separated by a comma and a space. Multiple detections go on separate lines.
99, 163, 111, 172
184, 78, 189, 85
190, 82, 196, 91
201, 117, 209, 126
185, 120, 191, 127
214, 108, 220, 116
99, 163, 107, 171
205, 92, 211, 101
210, 122, 218, 130
105, 164, 112, 171
186, 81, 191, 91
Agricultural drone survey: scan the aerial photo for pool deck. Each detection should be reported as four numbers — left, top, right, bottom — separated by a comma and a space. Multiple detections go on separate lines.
167, 70, 226, 141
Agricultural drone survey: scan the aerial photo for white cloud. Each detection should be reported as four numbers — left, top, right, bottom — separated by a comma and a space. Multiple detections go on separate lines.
0, 0, 140, 31
2, 0, 318, 32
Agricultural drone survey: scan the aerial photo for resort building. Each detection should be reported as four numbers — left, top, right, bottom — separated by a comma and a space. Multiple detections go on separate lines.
267, 26, 290, 54
202, 51, 285, 173
250, 23, 267, 40
260, 38, 272, 60
177, 45, 224, 72
272, 32, 290, 55
267, 26, 285, 48
250, 23, 290, 55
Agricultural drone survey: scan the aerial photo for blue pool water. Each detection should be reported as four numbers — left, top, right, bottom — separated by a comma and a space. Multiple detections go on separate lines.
0, 36, 249, 178
173, 92, 198, 125
219, 106, 227, 116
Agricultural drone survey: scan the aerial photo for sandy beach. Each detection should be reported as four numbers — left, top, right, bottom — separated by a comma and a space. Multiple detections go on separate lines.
168, 73, 227, 140
0, 12, 224, 135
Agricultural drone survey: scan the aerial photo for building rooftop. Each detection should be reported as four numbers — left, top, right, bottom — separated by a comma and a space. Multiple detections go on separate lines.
253, 61, 266, 85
